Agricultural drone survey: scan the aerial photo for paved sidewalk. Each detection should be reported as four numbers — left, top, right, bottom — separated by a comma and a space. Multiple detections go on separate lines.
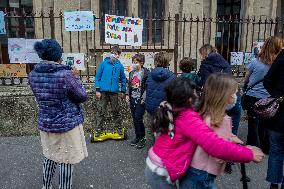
0, 124, 271, 189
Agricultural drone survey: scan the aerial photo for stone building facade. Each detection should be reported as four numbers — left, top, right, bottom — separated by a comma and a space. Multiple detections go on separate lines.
0, 0, 283, 68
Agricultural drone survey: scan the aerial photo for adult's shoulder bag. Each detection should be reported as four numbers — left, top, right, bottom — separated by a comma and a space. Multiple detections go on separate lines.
241, 79, 263, 110
254, 96, 284, 118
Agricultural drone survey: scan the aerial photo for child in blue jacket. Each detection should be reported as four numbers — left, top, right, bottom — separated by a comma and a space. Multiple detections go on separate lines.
95, 45, 126, 135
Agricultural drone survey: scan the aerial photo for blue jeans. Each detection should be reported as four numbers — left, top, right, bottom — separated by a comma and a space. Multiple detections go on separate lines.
144, 165, 177, 189
130, 99, 146, 139
179, 167, 217, 189
227, 94, 242, 135
266, 130, 284, 189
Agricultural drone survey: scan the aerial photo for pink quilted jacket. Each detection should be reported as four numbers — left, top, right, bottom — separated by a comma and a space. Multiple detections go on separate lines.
152, 108, 253, 182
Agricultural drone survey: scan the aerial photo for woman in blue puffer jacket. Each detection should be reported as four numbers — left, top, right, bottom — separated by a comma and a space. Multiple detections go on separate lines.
28, 39, 88, 189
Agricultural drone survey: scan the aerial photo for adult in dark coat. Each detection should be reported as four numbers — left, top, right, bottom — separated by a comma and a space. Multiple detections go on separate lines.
263, 48, 284, 189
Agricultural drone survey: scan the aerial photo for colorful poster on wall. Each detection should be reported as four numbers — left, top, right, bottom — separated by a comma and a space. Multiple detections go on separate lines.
62, 53, 86, 70
0, 64, 27, 78
230, 52, 244, 65
8, 38, 43, 63
105, 14, 143, 46
8, 38, 27, 63
64, 11, 95, 31
102, 52, 155, 78
244, 52, 252, 64
25, 39, 43, 63
0, 11, 6, 34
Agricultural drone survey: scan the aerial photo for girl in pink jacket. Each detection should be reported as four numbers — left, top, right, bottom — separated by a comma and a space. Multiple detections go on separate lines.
180, 73, 245, 189
144, 77, 264, 189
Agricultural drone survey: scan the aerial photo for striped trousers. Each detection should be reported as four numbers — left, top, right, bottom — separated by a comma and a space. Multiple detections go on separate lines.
42, 157, 74, 189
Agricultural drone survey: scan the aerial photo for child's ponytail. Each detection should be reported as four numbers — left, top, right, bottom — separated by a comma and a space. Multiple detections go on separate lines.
151, 101, 175, 138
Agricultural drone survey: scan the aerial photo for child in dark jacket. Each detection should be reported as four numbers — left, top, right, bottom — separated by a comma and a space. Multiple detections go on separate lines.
145, 51, 176, 115
126, 53, 149, 149
95, 45, 127, 136
179, 57, 201, 88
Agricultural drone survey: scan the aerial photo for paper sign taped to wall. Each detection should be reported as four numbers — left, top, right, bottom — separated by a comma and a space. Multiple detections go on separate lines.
0, 11, 6, 34
105, 14, 143, 46
64, 11, 95, 31
62, 53, 86, 70
8, 38, 43, 63
230, 52, 244, 65
244, 52, 252, 64
0, 64, 27, 78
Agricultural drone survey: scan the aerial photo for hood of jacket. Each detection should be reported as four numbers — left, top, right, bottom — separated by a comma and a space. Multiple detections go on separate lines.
202, 52, 231, 70
150, 67, 175, 82
34, 61, 71, 73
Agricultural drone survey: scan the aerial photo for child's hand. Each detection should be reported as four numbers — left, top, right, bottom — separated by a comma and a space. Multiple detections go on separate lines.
125, 95, 130, 102
230, 134, 244, 144
246, 145, 265, 163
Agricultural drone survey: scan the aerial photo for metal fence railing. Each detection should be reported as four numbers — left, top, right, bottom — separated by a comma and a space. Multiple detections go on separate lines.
0, 8, 281, 85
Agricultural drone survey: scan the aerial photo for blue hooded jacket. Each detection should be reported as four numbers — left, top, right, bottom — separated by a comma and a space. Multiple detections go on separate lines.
198, 52, 232, 86
145, 67, 176, 114
28, 61, 87, 133
95, 57, 126, 93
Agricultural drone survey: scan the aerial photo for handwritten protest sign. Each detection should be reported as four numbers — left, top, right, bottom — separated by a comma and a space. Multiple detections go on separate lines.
0, 64, 27, 78
62, 53, 86, 70
0, 11, 6, 34
105, 14, 143, 46
230, 52, 244, 65
64, 11, 94, 31
8, 38, 43, 63
103, 52, 155, 78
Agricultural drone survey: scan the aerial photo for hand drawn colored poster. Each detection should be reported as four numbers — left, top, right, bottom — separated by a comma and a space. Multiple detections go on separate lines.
8, 38, 43, 63
0, 64, 27, 78
62, 53, 86, 70
8, 38, 27, 63
0, 11, 6, 34
64, 11, 94, 31
230, 52, 244, 65
105, 14, 143, 46
26, 39, 43, 63
244, 52, 252, 64
103, 52, 155, 78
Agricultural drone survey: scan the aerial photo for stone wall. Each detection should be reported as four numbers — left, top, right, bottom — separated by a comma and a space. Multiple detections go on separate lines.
0, 86, 146, 137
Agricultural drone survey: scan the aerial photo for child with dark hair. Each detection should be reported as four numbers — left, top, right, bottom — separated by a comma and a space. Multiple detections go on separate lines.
126, 53, 149, 148
179, 57, 201, 87
145, 51, 176, 114
95, 45, 127, 136
144, 77, 264, 189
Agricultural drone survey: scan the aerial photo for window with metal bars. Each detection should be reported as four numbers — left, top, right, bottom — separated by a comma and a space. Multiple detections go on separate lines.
138, 0, 164, 44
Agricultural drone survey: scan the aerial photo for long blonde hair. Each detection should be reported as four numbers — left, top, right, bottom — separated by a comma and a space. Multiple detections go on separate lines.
258, 36, 282, 65
199, 73, 238, 127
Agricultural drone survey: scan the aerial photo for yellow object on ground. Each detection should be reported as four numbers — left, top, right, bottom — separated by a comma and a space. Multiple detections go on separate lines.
90, 128, 127, 142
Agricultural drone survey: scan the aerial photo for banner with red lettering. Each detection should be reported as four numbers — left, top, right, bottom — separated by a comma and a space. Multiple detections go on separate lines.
105, 14, 143, 46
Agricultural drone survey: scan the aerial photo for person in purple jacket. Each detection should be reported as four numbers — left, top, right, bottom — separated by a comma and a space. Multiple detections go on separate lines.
28, 39, 88, 189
